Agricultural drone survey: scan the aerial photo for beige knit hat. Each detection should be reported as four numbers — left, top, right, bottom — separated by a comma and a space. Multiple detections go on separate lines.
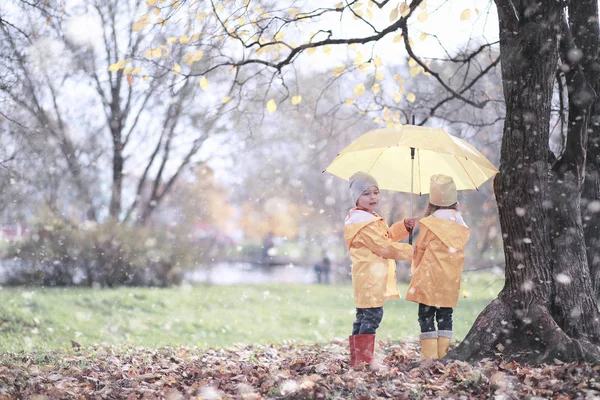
429, 174, 457, 206
349, 171, 378, 205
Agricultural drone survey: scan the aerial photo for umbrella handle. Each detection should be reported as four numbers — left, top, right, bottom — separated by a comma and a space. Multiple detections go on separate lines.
409, 228, 413, 245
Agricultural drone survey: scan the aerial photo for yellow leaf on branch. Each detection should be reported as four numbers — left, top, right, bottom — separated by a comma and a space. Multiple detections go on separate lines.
400, 2, 410, 17
394, 74, 405, 83
145, 48, 163, 58
180, 35, 190, 44
333, 66, 345, 76
291, 95, 302, 105
372, 83, 381, 94
410, 67, 421, 77
147, 0, 158, 5
417, 11, 428, 22
419, 1, 427, 9
345, 98, 355, 106
393, 92, 402, 104
323, 45, 331, 55
354, 83, 366, 97
199, 76, 209, 90
131, 67, 142, 74
266, 99, 277, 112
393, 34, 403, 43
184, 50, 205, 65
408, 58, 417, 67
221, 96, 232, 104
374, 56, 383, 67
419, 32, 428, 41
354, 51, 364, 66
375, 72, 384, 81
173, 63, 181, 75
460, 9, 471, 21
275, 31, 284, 41
132, 15, 150, 31
389, 6, 399, 22
306, 47, 316, 55
406, 92, 416, 102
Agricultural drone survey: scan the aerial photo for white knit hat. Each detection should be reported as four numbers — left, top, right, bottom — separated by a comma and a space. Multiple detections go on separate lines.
429, 174, 457, 206
349, 171, 378, 205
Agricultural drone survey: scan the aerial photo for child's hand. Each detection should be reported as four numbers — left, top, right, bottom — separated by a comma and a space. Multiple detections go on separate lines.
404, 217, 417, 231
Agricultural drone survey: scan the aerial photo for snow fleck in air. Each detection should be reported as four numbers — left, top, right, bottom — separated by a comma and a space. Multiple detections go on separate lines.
521, 280, 534, 291
570, 306, 582, 318
517, 264, 525, 270
588, 201, 600, 213
515, 207, 526, 216
523, 238, 532, 244
567, 48, 584, 64
556, 273, 572, 284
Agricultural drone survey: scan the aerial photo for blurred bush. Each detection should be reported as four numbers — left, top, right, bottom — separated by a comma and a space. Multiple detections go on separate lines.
4, 219, 223, 287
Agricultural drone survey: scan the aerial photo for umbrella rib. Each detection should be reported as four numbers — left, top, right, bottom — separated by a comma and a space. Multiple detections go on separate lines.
366, 148, 387, 176
456, 156, 480, 190
417, 148, 422, 195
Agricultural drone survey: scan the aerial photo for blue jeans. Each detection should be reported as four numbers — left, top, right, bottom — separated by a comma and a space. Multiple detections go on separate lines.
418, 303, 453, 332
352, 307, 384, 335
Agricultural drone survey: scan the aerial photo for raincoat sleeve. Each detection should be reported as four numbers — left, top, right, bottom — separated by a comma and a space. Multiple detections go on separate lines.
388, 221, 410, 241
358, 225, 413, 261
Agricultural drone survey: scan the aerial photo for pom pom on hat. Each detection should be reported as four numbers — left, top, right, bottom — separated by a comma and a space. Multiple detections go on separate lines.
349, 171, 378, 205
429, 174, 457, 206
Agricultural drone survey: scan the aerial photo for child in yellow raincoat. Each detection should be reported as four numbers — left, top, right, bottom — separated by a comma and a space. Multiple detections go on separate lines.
344, 171, 416, 367
406, 174, 471, 360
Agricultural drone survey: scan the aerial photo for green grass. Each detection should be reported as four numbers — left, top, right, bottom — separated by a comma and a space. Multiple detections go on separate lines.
0, 271, 504, 353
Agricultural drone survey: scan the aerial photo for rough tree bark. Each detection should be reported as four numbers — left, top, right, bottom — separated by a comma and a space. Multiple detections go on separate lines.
452, 1, 600, 363
572, 0, 600, 298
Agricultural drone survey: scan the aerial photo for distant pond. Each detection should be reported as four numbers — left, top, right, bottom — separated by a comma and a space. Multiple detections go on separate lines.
184, 262, 342, 285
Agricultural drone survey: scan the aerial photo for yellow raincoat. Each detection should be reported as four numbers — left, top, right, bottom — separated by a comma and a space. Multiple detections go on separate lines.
405, 216, 471, 308
344, 209, 413, 308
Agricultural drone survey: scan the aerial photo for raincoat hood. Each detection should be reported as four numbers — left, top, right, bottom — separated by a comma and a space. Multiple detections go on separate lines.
419, 216, 471, 250
344, 209, 379, 248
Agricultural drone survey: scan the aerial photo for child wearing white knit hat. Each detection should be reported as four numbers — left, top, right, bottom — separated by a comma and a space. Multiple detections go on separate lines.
405, 174, 471, 361
343, 171, 416, 368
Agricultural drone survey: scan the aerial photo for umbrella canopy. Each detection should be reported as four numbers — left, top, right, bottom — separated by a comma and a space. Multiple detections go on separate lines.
325, 125, 499, 194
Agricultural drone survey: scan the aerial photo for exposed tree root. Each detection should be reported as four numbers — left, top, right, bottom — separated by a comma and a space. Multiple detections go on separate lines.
450, 299, 513, 361
449, 299, 600, 364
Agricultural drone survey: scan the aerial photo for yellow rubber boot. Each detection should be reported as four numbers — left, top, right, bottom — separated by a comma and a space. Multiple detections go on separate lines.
420, 338, 438, 360
438, 337, 451, 358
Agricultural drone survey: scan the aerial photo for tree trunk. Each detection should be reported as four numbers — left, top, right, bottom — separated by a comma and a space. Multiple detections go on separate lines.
571, 0, 600, 298
452, 1, 600, 363
109, 84, 124, 219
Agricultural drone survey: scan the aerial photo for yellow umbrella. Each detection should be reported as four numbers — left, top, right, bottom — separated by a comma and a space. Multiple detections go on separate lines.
325, 125, 499, 242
